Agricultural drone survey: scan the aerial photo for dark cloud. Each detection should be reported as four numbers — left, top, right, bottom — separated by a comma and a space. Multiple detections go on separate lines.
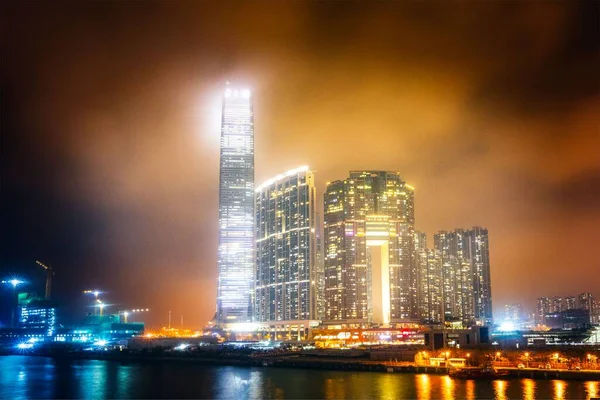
1, 1, 598, 326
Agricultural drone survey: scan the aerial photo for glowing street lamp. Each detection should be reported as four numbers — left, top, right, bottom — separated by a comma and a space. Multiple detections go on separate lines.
120, 308, 149, 323
96, 299, 106, 316
83, 289, 102, 299
84, 290, 103, 315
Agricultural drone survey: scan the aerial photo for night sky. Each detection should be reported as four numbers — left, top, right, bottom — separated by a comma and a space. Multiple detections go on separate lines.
2, 2, 599, 327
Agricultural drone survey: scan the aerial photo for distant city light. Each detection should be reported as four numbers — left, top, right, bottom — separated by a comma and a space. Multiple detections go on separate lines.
16, 342, 34, 349
174, 344, 189, 351
94, 340, 107, 346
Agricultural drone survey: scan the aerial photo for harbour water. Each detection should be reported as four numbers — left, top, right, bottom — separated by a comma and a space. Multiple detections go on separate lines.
0, 355, 598, 399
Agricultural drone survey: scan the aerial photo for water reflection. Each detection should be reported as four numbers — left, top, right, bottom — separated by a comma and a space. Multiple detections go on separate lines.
554, 380, 567, 400
465, 379, 475, 400
416, 374, 430, 400
1, 356, 600, 400
586, 381, 598, 400
79, 360, 109, 399
324, 377, 346, 399
522, 378, 536, 400
377, 373, 400, 400
494, 380, 508, 400
441, 375, 455, 400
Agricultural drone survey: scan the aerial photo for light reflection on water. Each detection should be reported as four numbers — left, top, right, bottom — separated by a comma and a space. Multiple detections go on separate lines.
523, 378, 537, 400
441, 375, 455, 400
416, 373, 431, 400
554, 380, 567, 400
0, 356, 598, 399
586, 381, 599, 400
465, 379, 475, 400
494, 379, 508, 400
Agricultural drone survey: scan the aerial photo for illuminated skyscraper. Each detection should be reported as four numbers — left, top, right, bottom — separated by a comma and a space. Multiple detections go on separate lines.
578, 292, 599, 324
323, 171, 415, 324
433, 228, 491, 325
315, 212, 325, 320
550, 296, 563, 313
416, 249, 443, 323
536, 297, 550, 325
254, 167, 317, 322
216, 85, 254, 324
565, 296, 576, 310
466, 227, 493, 324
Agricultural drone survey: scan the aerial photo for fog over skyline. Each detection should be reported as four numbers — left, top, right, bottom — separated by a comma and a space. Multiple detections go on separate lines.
2, 2, 598, 327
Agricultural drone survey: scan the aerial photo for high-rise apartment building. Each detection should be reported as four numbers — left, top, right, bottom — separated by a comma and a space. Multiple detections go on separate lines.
433, 228, 490, 325
414, 231, 427, 252
315, 212, 325, 320
565, 296, 576, 310
504, 304, 523, 322
578, 292, 599, 324
254, 166, 317, 323
550, 296, 563, 313
324, 171, 415, 324
537, 297, 550, 325
416, 249, 443, 323
216, 85, 255, 324
467, 227, 493, 325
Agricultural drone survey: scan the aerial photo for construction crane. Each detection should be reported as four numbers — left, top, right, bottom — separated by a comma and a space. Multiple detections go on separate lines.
36, 261, 54, 300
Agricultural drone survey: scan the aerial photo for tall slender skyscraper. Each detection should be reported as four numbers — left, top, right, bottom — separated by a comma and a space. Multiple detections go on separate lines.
323, 171, 415, 324
254, 166, 317, 323
216, 85, 255, 324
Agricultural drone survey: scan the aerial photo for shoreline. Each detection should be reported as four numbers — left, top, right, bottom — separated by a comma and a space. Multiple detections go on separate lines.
7, 351, 600, 381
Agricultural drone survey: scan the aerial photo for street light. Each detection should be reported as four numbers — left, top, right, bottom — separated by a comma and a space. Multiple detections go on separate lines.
525, 352, 530, 368
96, 300, 105, 316
120, 308, 149, 323
84, 290, 103, 315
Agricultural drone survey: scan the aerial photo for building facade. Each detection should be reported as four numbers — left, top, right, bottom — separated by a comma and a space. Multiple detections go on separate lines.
20, 300, 56, 337
416, 249, 443, 323
315, 212, 326, 320
254, 166, 317, 323
550, 296, 563, 313
323, 171, 415, 324
537, 297, 551, 326
216, 85, 255, 324
433, 228, 491, 325
578, 292, 599, 324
